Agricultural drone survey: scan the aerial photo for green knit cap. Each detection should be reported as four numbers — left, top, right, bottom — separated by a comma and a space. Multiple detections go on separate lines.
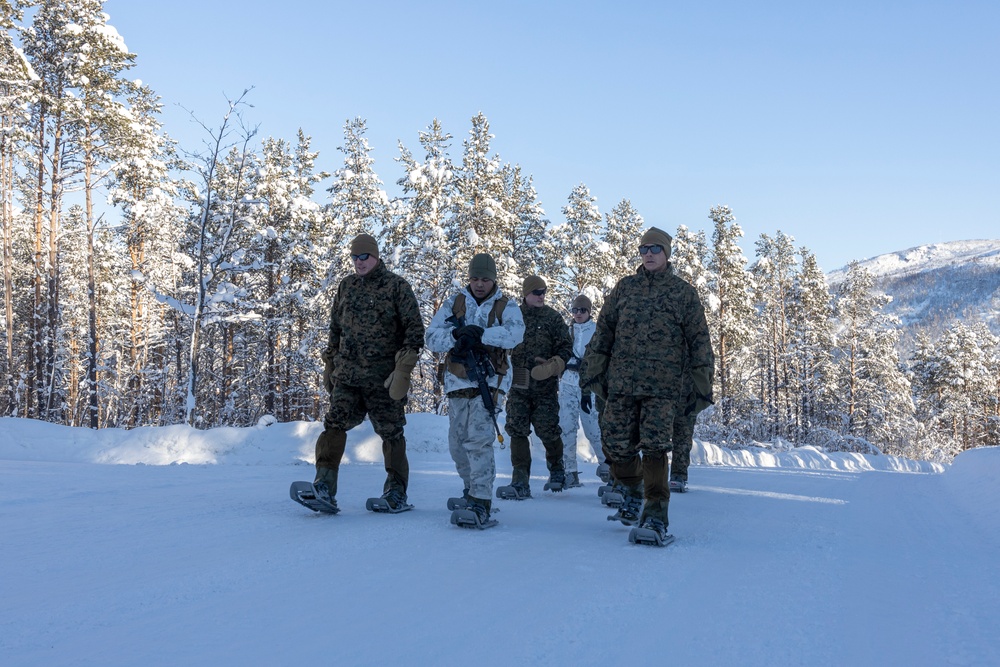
468, 253, 497, 281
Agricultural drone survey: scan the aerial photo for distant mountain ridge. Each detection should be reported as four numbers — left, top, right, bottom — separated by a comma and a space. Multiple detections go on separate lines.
828, 240, 1000, 354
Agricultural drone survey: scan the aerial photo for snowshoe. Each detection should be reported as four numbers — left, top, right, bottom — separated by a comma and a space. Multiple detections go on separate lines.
601, 490, 624, 508
543, 469, 565, 492
447, 497, 471, 511
496, 483, 531, 500
606, 488, 642, 526
596, 462, 611, 484
597, 484, 613, 498
290, 481, 340, 514
669, 474, 688, 493
366, 489, 414, 513
629, 517, 675, 547
447, 489, 472, 510
451, 501, 498, 530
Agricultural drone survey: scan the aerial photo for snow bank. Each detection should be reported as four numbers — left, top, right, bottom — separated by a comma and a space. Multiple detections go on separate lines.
0, 415, 945, 474
693, 438, 944, 473
941, 446, 1000, 530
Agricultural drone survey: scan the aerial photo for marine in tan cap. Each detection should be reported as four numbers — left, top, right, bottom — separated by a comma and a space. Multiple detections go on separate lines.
300, 233, 425, 515
497, 275, 574, 498
580, 226, 715, 546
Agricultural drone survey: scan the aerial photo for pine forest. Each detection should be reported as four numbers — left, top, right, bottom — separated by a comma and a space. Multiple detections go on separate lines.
1, 2, 997, 463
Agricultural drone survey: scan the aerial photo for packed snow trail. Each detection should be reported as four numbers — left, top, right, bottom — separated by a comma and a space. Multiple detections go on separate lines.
2, 447, 998, 666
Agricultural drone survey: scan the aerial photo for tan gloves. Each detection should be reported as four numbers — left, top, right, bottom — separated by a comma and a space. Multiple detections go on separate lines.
530, 356, 566, 381
384, 349, 420, 400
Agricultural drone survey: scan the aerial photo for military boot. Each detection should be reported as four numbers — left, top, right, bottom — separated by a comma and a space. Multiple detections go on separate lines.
313, 466, 340, 512
470, 498, 493, 525
607, 485, 643, 526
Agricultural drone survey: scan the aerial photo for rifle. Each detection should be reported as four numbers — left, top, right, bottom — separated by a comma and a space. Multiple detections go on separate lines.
446, 314, 505, 445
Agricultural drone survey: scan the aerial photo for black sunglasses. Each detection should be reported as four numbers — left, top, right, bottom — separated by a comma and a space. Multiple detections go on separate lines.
351, 253, 371, 261
571, 307, 589, 314
530, 289, 546, 296
639, 245, 664, 255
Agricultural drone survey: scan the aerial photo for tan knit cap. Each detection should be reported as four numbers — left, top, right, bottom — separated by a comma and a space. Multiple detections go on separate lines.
350, 233, 379, 258
522, 275, 547, 297
640, 227, 673, 259
572, 294, 592, 311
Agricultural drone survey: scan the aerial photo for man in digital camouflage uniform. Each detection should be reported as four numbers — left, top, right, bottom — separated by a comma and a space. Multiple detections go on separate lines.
503, 275, 574, 497
313, 233, 425, 512
581, 227, 714, 542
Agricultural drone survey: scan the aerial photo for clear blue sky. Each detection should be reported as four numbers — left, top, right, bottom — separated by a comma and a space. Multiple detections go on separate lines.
104, 0, 999, 272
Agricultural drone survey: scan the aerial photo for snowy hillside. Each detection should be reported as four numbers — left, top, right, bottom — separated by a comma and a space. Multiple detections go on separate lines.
3, 416, 999, 666
828, 239, 1000, 281
828, 239, 1000, 352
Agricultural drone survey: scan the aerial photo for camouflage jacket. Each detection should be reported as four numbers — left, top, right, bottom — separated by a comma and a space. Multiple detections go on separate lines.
325, 261, 424, 386
512, 303, 573, 391
586, 263, 714, 399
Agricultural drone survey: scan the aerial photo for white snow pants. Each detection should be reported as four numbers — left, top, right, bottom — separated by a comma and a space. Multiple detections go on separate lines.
559, 379, 603, 475
448, 395, 497, 501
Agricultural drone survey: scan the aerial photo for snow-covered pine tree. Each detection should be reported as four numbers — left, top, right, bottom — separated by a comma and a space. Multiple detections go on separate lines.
706, 205, 755, 431
910, 321, 999, 456
501, 162, 548, 284
248, 132, 328, 422
391, 119, 458, 412
750, 231, 798, 441
832, 261, 914, 454
107, 83, 185, 427
546, 183, 603, 312
320, 117, 389, 309
788, 248, 837, 444
0, 2, 34, 414
20, 0, 93, 421
451, 112, 515, 290
600, 198, 645, 295
672, 224, 713, 306
62, 2, 136, 428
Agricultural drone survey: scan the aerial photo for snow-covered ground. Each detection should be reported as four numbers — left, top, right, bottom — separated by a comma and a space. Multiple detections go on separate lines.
2, 415, 998, 666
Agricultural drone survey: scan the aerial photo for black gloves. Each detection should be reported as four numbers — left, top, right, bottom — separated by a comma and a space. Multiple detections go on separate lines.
451, 325, 484, 355
580, 393, 592, 414
565, 356, 582, 372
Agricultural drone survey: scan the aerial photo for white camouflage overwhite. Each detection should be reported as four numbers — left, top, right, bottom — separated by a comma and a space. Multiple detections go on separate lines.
560, 318, 602, 474
426, 286, 525, 500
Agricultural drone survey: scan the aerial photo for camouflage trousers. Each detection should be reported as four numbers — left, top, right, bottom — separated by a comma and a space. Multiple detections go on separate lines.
317, 381, 409, 494
504, 387, 564, 481
504, 387, 563, 441
447, 395, 497, 501
671, 414, 696, 479
599, 393, 678, 524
